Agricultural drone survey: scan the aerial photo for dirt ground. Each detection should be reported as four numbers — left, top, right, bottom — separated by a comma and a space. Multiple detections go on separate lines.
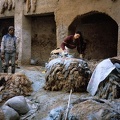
5, 57, 120, 120
14, 65, 90, 119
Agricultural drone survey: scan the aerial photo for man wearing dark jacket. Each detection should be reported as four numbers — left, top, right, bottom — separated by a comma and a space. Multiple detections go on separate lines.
61, 31, 86, 58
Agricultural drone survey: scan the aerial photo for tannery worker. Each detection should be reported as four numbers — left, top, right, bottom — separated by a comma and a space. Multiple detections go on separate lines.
61, 31, 86, 58
1, 26, 19, 73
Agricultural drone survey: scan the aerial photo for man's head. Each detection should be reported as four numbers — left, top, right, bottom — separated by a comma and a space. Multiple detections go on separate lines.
74, 31, 81, 39
8, 26, 14, 36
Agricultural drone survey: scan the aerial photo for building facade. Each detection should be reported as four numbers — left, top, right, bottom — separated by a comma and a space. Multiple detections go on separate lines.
0, 0, 120, 65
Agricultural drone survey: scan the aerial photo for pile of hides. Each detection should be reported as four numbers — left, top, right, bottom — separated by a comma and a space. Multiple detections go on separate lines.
0, 73, 33, 102
45, 98, 120, 120
0, 0, 15, 14
87, 58, 120, 100
96, 58, 120, 99
44, 57, 91, 92
24, 0, 37, 13
95, 71, 120, 99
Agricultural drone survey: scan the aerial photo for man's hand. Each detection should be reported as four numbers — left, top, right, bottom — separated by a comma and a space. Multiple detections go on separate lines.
79, 54, 83, 59
15, 53, 18, 60
64, 49, 67, 53
1, 54, 4, 60
61, 49, 68, 57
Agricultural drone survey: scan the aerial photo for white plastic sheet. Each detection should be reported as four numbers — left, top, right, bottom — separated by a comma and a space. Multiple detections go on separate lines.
87, 58, 116, 96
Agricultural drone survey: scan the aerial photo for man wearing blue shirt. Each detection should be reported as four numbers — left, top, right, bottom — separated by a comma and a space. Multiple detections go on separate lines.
1, 26, 18, 73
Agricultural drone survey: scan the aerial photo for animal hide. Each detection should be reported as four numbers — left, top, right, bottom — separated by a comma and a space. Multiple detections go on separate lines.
0, 0, 8, 14
4, 0, 8, 9
12, 0, 15, 9
44, 58, 91, 92
8, 0, 12, 10
0, 73, 33, 102
0, 1, 5, 14
31, 0, 37, 12
0, 0, 15, 13
26, 0, 31, 13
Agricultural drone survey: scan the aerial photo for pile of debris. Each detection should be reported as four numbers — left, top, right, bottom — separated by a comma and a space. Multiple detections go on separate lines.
44, 57, 91, 92
0, 73, 33, 102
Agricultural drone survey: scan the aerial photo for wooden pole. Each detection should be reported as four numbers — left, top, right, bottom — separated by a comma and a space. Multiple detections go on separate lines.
65, 89, 72, 120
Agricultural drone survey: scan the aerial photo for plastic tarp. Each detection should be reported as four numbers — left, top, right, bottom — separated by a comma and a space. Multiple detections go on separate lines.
87, 58, 116, 96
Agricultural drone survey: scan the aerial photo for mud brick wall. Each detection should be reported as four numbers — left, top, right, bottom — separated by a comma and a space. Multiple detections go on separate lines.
31, 15, 56, 65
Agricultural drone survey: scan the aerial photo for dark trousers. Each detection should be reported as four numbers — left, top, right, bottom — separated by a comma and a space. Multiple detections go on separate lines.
0, 58, 2, 72
4, 52, 16, 74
